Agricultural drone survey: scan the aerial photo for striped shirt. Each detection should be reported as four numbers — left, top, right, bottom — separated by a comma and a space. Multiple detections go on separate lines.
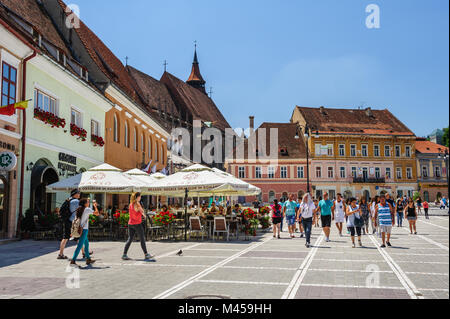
377, 203, 392, 226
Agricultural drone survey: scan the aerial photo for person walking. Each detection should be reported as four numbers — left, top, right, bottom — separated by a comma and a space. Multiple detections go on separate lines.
332, 193, 346, 236
122, 193, 154, 261
416, 197, 422, 215
315, 193, 333, 242
69, 198, 99, 267
404, 199, 418, 234
370, 196, 379, 235
270, 199, 283, 239
313, 199, 320, 227
359, 196, 370, 235
298, 193, 316, 248
396, 198, 405, 227
375, 194, 395, 248
57, 189, 80, 260
423, 200, 430, 219
346, 198, 363, 248
283, 194, 298, 238
296, 197, 305, 238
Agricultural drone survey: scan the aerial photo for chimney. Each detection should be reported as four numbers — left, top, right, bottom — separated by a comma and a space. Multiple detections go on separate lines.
365, 107, 373, 117
249, 116, 255, 136
319, 106, 325, 114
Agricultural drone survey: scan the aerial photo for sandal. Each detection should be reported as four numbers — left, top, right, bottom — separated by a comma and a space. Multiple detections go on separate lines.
57, 254, 68, 260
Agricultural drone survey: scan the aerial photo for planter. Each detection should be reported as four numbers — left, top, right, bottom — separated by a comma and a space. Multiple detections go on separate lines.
34, 108, 66, 128
70, 123, 87, 141
91, 134, 105, 147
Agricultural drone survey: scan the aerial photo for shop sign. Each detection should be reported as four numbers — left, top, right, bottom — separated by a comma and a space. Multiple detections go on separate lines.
0, 151, 17, 171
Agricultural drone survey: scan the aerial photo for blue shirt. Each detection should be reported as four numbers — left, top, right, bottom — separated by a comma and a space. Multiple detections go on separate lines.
283, 201, 298, 216
318, 199, 333, 216
69, 198, 80, 222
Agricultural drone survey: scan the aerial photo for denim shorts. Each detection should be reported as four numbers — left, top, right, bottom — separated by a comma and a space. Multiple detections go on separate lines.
286, 215, 296, 226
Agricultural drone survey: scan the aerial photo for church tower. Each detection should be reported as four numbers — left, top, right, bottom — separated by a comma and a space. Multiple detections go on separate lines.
186, 46, 207, 94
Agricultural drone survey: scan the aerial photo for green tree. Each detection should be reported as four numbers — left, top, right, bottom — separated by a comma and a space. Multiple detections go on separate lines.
443, 127, 449, 147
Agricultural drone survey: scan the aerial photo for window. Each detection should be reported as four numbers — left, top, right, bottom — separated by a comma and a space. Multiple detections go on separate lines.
395, 145, 401, 157
148, 138, 152, 158
281, 166, 287, 179
255, 167, 262, 179
327, 144, 333, 156
406, 167, 412, 179
434, 166, 441, 178
71, 108, 82, 127
316, 167, 322, 178
297, 166, 304, 178
362, 167, 368, 179
351, 167, 357, 178
34, 89, 58, 115
134, 128, 138, 151
327, 167, 334, 178
268, 167, 275, 179
113, 114, 119, 142
315, 144, 321, 156
374, 145, 380, 157
384, 145, 391, 157
124, 122, 129, 147
375, 167, 381, 179
339, 144, 345, 156
386, 167, 391, 179
422, 166, 428, 178
396, 167, 402, 179
405, 146, 411, 157
340, 167, 346, 178
161, 144, 164, 163
361, 145, 368, 157
350, 144, 357, 157
2, 62, 17, 107
91, 120, 99, 136
269, 191, 276, 203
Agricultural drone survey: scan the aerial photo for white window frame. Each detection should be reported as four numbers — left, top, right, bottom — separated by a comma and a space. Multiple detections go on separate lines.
405, 145, 411, 158
255, 166, 262, 179
350, 144, 357, 157
327, 144, 333, 156
268, 166, 275, 179
327, 167, 334, 178
374, 144, 380, 157
148, 138, 152, 158
339, 144, 345, 157
113, 114, 119, 142
316, 166, 322, 178
124, 121, 129, 148
434, 166, 441, 178
386, 167, 391, 179
91, 119, 100, 137
422, 165, 428, 178
70, 107, 83, 128
396, 167, 402, 179
406, 167, 412, 179
375, 167, 381, 179
384, 145, 391, 157
340, 167, 346, 178
361, 144, 368, 157
34, 86, 59, 116
297, 166, 304, 179
395, 145, 401, 157
281, 166, 288, 179
351, 167, 357, 178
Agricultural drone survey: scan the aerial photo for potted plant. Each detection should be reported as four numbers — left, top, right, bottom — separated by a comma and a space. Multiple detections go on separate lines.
70, 123, 87, 141
152, 211, 176, 227
34, 108, 66, 128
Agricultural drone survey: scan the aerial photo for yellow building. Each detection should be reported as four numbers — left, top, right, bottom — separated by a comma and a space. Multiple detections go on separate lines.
291, 106, 417, 200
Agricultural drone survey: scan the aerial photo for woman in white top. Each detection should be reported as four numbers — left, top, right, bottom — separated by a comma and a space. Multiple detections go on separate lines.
70, 198, 99, 267
346, 197, 363, 248
297, 193, 316, 248
332, 193, 346, 236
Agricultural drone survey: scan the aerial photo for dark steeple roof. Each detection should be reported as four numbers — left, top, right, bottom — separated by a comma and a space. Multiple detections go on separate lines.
186, 47, 206, 94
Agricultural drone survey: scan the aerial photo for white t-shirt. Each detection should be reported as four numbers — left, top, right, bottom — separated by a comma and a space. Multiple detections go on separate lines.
300, 202, 316, 219
80, 207, 94, 230
334, 200, 345, 216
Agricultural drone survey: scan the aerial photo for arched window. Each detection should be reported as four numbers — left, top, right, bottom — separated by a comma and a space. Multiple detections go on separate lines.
124, 121, 129, 147
134, 127, 137, 151
148, 138, 152, 159
113, 114, 119, 142
141, 133, 145, 153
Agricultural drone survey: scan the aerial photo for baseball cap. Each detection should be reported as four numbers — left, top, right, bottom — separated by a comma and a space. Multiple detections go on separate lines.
70, 189, 80, 197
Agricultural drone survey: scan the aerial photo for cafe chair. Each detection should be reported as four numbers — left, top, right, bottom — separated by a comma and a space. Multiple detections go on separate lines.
189, 216, 205, 240
213, 216, 229, 241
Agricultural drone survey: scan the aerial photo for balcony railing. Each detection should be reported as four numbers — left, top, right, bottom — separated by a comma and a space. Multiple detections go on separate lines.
353, 177, 386, 183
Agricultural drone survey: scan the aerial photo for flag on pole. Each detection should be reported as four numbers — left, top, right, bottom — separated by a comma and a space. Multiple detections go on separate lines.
142, 160, 153, 174
151, 164, 157, 174
0, 100, 29, 116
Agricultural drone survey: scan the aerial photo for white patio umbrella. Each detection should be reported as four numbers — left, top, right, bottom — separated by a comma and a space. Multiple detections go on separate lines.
209, 168, 261, 196
46, 164, 146, 193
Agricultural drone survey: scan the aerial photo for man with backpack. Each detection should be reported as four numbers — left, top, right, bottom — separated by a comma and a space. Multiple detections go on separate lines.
57, 189, 80, 260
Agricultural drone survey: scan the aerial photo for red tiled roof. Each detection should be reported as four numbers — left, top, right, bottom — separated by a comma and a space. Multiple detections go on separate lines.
127, 65, 180, 119
415, 139, 449, 154
160, 72, 230, 131
0, 0, 71, 57
295, 106, 415, 136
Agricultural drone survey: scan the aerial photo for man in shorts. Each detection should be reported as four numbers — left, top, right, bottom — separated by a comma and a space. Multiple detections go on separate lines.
283, 194, 298, 238
332, 193, 346, 236
315, 192, 333, 242
375, 194, 395, 248
58, 189, 80, 259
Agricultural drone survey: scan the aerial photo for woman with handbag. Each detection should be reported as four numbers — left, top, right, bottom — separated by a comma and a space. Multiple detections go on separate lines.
270, 199, 283, 239
346, 198, 363, 248
70, 198, 99, 267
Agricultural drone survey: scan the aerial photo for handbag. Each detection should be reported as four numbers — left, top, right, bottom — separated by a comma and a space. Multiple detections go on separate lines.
354, 213, 364, 228
70, 217, 83, 238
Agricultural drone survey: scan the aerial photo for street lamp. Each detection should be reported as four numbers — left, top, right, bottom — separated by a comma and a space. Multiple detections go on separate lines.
295, 124, 311, 194
438, 149, 449, 214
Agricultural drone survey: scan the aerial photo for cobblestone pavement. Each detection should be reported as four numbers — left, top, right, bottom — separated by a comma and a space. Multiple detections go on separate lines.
0, 209, 448, 299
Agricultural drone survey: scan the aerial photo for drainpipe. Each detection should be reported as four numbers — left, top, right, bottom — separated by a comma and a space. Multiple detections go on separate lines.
16, 50, 37, 238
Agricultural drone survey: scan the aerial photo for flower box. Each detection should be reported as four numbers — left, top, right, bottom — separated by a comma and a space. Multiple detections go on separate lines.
91, 134, 105, 147
70, 123, 87, 141
34, 108, 66, 128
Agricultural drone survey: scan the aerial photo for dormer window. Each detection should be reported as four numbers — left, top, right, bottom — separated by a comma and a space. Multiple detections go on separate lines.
280, 148, 289, 156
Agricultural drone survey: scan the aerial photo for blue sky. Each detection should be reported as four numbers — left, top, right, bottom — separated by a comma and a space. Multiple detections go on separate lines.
72, 0, 449, 137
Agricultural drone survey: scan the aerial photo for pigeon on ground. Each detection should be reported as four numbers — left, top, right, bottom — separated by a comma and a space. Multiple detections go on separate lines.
176, 250, 183, 256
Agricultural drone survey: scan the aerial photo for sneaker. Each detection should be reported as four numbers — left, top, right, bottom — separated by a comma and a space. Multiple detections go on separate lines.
380, 244, 386, 248
387, 242, 392, 247
145, 253, 155, 260
300, 233, 304, 238
305, 243, 310, 248
358, 241, 362, 247
122, 255, 131, 261
57, 254, 68, 260
352, 243, 356, 248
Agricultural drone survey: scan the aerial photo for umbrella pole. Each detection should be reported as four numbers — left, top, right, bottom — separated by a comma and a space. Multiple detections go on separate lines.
184, 188, 189, 242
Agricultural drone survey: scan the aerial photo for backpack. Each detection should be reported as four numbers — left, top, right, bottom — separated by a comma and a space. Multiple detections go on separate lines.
60, 199, 74, 221
70, 217, 83, 238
